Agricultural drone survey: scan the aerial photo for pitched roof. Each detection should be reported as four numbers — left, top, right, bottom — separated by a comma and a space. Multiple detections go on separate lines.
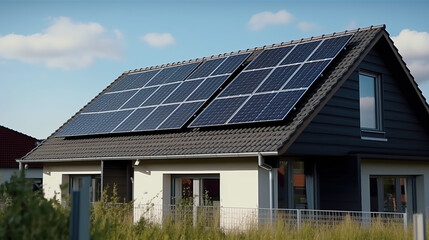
0, 125, 41, 167
22, 25, 425, 162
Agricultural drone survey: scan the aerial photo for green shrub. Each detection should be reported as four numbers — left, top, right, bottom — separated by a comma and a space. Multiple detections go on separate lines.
0, 171, 69, 240
0, 173, 417, 239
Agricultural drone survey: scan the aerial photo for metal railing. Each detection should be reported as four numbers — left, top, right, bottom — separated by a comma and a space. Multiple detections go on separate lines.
134, 204, 407, 230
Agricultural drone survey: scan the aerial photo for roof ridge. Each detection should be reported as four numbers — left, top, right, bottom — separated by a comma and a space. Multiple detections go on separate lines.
127, 24, 386, 74
0, 125, 39, 141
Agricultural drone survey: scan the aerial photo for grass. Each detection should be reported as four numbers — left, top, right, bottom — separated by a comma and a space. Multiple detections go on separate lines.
0, 173, 421, 239
89, 202, 413, 240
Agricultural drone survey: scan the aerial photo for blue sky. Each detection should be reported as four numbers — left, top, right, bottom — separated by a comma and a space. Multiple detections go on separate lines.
1, 0, 429, 139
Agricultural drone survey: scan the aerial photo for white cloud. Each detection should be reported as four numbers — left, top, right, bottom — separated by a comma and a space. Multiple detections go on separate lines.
0, 17, 124, 70
248, 10, 294, 31
141, 33, 176, 48
298, 21, 317, 32
392, 29, 429, 83
347, 20, 358, 30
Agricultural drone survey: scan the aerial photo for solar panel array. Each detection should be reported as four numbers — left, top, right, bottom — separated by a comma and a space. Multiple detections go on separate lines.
56, 34, 353, 137
189, 34, 353, 127
56, 53, 251, 137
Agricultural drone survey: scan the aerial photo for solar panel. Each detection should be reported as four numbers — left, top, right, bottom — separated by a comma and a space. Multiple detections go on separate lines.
121, 87, 158, 109
135, 104, 179, 131
219, 69, 271, 97
108, 70, 160, 92
57, 110, 133, 136
83, 90, 137, 113
158, 102, 204, 129
246, 46, 293, 70
188, 58, 225, 79
189, 97, 247, 127
190, 34, 353, 128
113, 107, 155, 133
56, 52, 250, 137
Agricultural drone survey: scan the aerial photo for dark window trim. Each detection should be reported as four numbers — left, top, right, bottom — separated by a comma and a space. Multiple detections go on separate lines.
359, 70, 386, 141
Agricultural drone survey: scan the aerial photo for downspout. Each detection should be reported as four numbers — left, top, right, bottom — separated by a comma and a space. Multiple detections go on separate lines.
258, 152, 273, 210
18, 160, 23, 171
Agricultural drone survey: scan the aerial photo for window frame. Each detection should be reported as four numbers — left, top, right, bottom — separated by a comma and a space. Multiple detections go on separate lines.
359, 71, 386, 140
69, 174, 101, 203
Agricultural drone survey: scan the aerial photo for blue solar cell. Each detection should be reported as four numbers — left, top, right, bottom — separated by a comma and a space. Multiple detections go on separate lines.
165, 62, 199, 84
163, 79, 203, 104
146, 67, 177, 86
135, 104, 179, 131
89, 110, 133, 134
121, 87, 158, 109
159, 101, 204, 129
188, 58, 224, 79
256, 65, 299, 93
308, 35, 353, 60
189, 96, 247, 127
83, 90, 137, 113
125, 70, 159, 90
113, 107, 155, 132
283, 60, 330, 89
219, 69, 271, 97
212, 53, 250, 75
141, 83, 180, 106
246, 46, 293, 70
255, 90, 305, 121
187, 76, 228, 101
280, 41, 321, 65
57, 110, 133, 136
229, 93, 276, 123
108, 73, 141, 92
56, 114, 93, 136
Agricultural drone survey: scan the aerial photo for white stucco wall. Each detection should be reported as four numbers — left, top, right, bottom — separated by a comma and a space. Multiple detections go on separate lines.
133, 157, 265, 208
0, 168, 42, 183
43, 161, 101, 201
361, 159, 429, 214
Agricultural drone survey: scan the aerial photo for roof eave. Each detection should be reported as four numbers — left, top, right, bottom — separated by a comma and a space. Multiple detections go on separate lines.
17, 151, 279, 163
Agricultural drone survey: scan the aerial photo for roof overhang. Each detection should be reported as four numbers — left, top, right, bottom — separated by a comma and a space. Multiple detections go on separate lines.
17, 151, 278, 163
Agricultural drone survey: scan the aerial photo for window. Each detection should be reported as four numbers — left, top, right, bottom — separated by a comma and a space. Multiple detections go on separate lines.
359, 72, 382, 131
171, 175, 220, 206
69, 175, 101, 203
277, 160, 315, 209
370, 176, 415, 214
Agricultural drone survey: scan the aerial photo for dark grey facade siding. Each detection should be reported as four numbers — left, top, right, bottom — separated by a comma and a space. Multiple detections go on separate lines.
316, 157, 361, 211
102, 160, 133, 202
286, 46, 429, 157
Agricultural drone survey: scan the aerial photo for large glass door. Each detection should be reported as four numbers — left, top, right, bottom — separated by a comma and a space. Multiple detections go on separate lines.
277, 160, 315, 209
171, 175, 220, 207
370, 176, 415, 214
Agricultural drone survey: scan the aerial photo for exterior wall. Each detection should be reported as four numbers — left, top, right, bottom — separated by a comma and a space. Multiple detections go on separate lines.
133, 157, 262, 208
43, 161, 101, 201
0, 168, 42, 183
317, 157, 361, 211
286, 47, 429, 157
361, 159, 429, 214
133, 157, 272, 228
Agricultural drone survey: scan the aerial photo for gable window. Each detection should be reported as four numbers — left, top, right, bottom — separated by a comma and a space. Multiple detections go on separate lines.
359, 72, 382, 131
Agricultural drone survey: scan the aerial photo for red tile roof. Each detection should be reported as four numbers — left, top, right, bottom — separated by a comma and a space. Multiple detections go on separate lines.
0, 126, 41, 168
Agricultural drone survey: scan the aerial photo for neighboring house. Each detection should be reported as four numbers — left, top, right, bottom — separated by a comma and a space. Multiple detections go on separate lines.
0, 125, 42, 187
19, 25, 429, 222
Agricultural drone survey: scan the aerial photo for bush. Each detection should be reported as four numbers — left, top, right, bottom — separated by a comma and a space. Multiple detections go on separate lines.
0, 171, 69, 240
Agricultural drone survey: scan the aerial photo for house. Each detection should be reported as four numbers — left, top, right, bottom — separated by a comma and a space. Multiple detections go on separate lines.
19, 25, 429, 222
1, 125, 42, 188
